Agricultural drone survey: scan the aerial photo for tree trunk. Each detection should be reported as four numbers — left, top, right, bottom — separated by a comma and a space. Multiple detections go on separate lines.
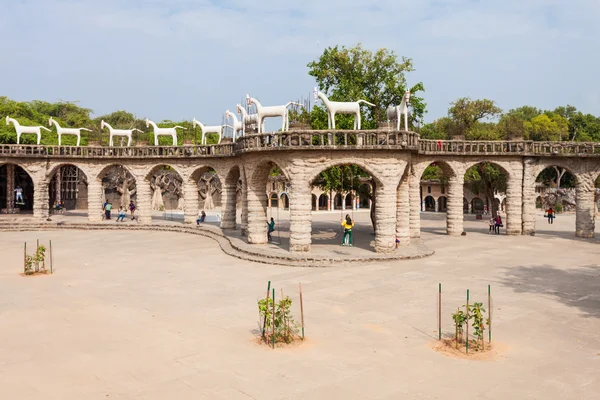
370, 179, 377, 233
553, 166, 566, 189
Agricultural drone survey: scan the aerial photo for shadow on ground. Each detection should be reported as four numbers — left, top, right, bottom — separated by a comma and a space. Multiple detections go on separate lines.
500, 264, 600, 318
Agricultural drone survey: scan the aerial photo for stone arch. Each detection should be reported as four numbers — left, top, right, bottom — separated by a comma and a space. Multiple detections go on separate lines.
0, 162, 35, 212
344, 192, 354, 209
536, 195, 543, 209
438, 196, 448, 212
463, 197, 469, 213
306, 159, 386, 188
96, 164, 137, 211
334, 193, 343, 210
268, 192, 279, 208
471, 197, 484, 214
280, 192, 290, 209
247, 160, 288, 244
143, 164, 185, 212
47, 163, 90, 212
318, 193, 329, 210
413, 160, 459, 183
311, 193, 317, 211
424, 195, 435, 212
189, 165, 222, 213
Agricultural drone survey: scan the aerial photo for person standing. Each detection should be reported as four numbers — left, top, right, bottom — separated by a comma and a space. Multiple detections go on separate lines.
340, 214, 354, 246
494, 215, 503, 234
14, 185, 23, 204
104, 201, 113, 220
489, 216, 495, 234
267, 217, 275, 242
129, 201, 136, 220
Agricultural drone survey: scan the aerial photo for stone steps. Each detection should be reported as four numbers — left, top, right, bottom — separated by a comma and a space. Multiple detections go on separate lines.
0, 222, 434, 267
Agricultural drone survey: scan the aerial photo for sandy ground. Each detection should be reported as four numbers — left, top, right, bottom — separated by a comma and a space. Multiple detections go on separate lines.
0, 212, 598, 399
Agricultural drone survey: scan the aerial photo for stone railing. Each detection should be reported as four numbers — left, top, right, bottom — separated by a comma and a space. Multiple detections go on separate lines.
235, 130, 420, 152
418, 139, 600, 157
0, 144, 235, 158
1, 132, 599, 158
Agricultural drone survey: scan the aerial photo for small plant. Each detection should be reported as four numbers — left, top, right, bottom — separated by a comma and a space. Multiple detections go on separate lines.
258, 295, 300, 344
468, 302, 487, 350
452, 308, 467, 343
25, 245, 47, 275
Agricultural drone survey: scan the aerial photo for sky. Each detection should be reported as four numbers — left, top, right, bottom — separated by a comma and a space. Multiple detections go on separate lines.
1, 0, 599, 130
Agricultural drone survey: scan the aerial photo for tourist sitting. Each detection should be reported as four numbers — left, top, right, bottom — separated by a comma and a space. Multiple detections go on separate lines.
196, 210, 206, 225
116, 207, 126, 222
340, 214, 354, 246
494, 215, 503, 234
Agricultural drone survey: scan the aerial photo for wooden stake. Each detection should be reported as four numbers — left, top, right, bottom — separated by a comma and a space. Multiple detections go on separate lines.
299, 283, 305, 340
261, 281, 271, 338
272, 288, 275, 349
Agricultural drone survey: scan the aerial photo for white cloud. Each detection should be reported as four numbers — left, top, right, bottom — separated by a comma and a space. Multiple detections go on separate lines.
0, 0, 598, 128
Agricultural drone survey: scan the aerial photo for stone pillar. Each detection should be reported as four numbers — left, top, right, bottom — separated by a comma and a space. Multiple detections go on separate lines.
352, 192, 357, 211
6, 164, 15, 211
33, 177, 49, 220
435, 199, 439, 212
247, 180, 268, 244
521, 158, 537, 235
55, 167, 62, 203
409, 169, 421, 238
342, 194, 346, 210
506, 170, 523, 235
375, 183, 397, 253
289, 182, 312, 252
88, 180, 103, 223
575, 174, 596, 238
446, 175, 464, 235
396, 175, 410, 246
136, 181, 153, 225
183, 180, 198, 224
241, 179, 248, 235
328, 191, 332, 211
220, 178, 237, 229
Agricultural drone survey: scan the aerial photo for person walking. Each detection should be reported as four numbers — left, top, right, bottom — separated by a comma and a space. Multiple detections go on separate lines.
267, 217, 275, 242
116, 206, 126, 222
340, 214, 354, 246
129, 201, 136, 220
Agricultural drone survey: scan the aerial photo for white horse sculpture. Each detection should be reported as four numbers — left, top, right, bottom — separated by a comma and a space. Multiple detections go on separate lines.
386, 91, 411, 131
100, 120, 143, 147
246, 95, 299, 133
192, 118, 223, 145
145, 119, 185, 146
237, 104, 262, 133
225, 110, 243, 141
6, 116, 51, 145
48, 117, 91, 146
314, 88, 376, 130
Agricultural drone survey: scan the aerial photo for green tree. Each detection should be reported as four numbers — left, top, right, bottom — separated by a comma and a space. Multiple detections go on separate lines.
308, 44, 426, 129
447, 98, 502, 138
524, 113, 568, 141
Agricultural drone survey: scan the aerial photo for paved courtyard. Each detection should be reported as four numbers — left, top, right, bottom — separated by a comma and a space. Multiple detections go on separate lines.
0, 212, 599, 399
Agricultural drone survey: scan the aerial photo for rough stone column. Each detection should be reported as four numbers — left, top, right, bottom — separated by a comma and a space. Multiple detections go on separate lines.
521, 158, 537, 235
396, 175, 410, 246
446, 175, 464, 235
247, 180, 268, 244
506, 169, 524, 235
342, 194, 346, 210
6, 164, 15, 211
240, 179, 248, 235
328, 191, 332, 211
375, 183, 398, 253
183, 181, 198, 224
409, 169, 421, 238
33, 177, 49, 220
136, 181, 153, 225
575, 174, 596, 238
220, 178, 237, 229
289, 180, 312, 253
435, 199, 439, 212
55, 167, 62, 203
88, 180, 103, 222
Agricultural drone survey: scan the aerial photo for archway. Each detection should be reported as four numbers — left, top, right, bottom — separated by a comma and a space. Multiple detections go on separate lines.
311, 194, 317, 211
438, 196, 448, 212
344, 192, 354, 210
318, 193, 329, 210
0, 164, 34, 213
463, 197, 469, 213
471, 198, 484, 214
145, 165, 185, 223
417, 161, 458, 235
424, 195, 435, 212
536, 196, 542, 209
333, 193, 343, 210
280, 193, 289, 210
98, 165, 137, 220
48, 164, 88, 218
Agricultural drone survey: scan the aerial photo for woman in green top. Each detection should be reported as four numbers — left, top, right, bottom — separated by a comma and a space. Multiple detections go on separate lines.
340, 214, 354, 246
267, 218, 275, 242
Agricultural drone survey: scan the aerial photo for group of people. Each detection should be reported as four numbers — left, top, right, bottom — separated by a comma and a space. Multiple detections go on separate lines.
52, 200, 65, 213
488, 215, 504, 234
103, 200, 136, 222
545, 208, 556, 224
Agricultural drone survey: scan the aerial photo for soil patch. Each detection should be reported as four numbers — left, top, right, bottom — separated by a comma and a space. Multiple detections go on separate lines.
431, 338, 508, 361
20, 271, 52, 277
